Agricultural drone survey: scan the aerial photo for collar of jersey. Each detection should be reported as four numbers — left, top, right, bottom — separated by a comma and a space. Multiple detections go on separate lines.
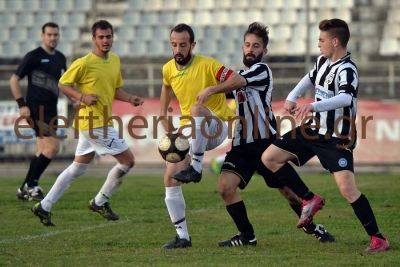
175, 54, 195, 71
91, 51, 109, 60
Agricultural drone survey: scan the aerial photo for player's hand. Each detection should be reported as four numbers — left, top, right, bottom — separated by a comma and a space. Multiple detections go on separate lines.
19, 106, 30, 117
283, 100, 297, 115
71, 98, 80, 109
292, 104, 314, 120
129, 95, 144, 107
196, 88, 211, 105
82, 94, 99, 106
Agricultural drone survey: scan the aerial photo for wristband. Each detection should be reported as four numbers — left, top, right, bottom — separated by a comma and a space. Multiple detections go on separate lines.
16, 97, 27, 108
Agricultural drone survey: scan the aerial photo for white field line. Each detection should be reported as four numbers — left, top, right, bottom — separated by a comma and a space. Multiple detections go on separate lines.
0, 219, 131, 244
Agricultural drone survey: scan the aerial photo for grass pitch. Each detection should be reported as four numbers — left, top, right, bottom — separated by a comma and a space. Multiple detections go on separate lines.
0, 173, 398, 266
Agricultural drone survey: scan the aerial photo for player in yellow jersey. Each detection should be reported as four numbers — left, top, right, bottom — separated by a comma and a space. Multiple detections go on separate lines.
160, 23, 247, 249
31, 20, 143, 227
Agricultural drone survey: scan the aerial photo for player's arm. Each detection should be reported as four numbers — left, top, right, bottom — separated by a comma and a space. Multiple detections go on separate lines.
160, 83, 176, 132
196, 71, 246, 104
284, 74, 314, 114
114, 88, 144, 106
58, 83, 98, 106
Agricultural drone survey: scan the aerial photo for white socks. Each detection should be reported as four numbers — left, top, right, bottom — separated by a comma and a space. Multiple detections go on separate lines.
94, 163, 132, 206
41, 161, 88, 212
191, 117, 208, 173
165, 186, 189, 240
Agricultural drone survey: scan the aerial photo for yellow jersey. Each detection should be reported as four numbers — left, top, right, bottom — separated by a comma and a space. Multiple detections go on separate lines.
59, 52, 123, 131
162, 55, 235, 126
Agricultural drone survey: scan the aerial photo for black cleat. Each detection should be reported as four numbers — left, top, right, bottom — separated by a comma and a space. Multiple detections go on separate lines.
16, 187, 29, 200
31, 203, 55, 227
88, 199, 119, 220
303, 224, 335, 243
218, 234, 257, 247
162, 235, 192, 249
28, 186, 45, 202
172, 165, 202, 184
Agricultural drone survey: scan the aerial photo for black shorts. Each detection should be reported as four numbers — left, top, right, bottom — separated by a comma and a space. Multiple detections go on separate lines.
273, 127, 354, 173
221, 139, 284, 190
28, 104, 58, 137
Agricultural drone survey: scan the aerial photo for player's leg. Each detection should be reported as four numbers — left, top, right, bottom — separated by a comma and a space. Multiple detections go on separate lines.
27, 136, 60, 201
334, 170, 389, 252
162, 154, 193, 249
31, 134, 94, 226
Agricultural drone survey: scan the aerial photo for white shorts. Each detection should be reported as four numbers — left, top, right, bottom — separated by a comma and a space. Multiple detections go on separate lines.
75, 126, 129, 157
181, 110, 228, 156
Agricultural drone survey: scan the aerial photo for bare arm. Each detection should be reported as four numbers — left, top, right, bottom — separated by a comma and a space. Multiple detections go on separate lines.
196, 72, 247, 104
160, 83, 176, 132
114, 88, 144, 106
58, 83, 98, 106
10, 74, 30, 116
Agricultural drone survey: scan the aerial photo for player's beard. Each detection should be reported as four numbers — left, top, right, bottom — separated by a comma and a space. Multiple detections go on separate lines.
174, 52, 192, 66
243, 53, 263, 68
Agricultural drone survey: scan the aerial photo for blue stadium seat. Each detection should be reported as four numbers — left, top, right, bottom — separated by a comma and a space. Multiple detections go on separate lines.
17, 13, 35, 26
24, 0, 40, 11
117, 26, 135, 41
124, 11, 142, 26
69, 12, 86, 27
40, 0, 57, 11
10, 27, 28, 42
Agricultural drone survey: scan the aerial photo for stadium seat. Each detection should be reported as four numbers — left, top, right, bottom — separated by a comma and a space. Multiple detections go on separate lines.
196, 0, 214, 9
280, 9, 298, 25
205, 26, 222, 40
40, 0, 57, 11
387, 8, 400, 22
0, 28, 10, 43
215, 0, 232, 9
232, 0, 249, 8
152, 26, 170, 41
198, 40, 217, 55
231, 52, 244, 66
383, 23, 400, 38
116, 26, 135, 41
297, 9, 316, 23
192, 26, 205, 40
56, 42, 73, 57
112, 42, 130, 57
334, 8, 352, 22
17, 13, 35, 26
228, 11, 246, 25
53, 12, 69, 27
287, 38, 306, 55
62, 27, 80, 41
124, 11, 142, 26
214, 53, 232, 66
6, 0, 23, 10
129, 0, 146, 10
130, 40, 147, 56
317, 0, 336, 8
0, 13, 17, 27
142, 12, 159, 26
20, 41, 37, 55
135, 26, 153, 40
372, 0, 389, 6
35, 12, 52, 26
28, 27, 42, 42
245, 10, 263, 24
2, 41, 20, 58
176, 11, 194, 24
308, 25, 320, 41
265, 0, 284, 9
145, 0, 162, 11
262, 10, 280, 25
10, 27, 28, 42
161, 0, 180, 10
315, 9, 333, 23
271, 25, 291, 40
159, 12, 175, 26
359, 38, 379, 54
69, 13, 86, 27
0, 0, 5, 10
337, 0, 354, 8
74, 0, 91, 11
308, 39, 321, 55
379, 38, 398, 56
24, 0, 40, 11
269, 40, 288, 55
212, 10, 230, 25
57, 0, 74, 11
194, 11, 213, 26
284, 0, 304, 9
217, 39, 236, 55
148, 40, 167, 56
222, 26, 241, 40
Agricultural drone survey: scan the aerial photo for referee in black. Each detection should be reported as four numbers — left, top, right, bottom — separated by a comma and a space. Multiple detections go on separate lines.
196, 22, 335, 247
261, 18, 389, 253
10, 22, 67, 202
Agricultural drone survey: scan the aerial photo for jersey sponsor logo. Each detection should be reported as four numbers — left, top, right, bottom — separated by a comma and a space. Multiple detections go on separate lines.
315, 86, 334, 100
222, 161, 235, 168
338, 158, 347, 167
326, 72, 335, 84
41, 59, 49, 63
177, 72, 188, 77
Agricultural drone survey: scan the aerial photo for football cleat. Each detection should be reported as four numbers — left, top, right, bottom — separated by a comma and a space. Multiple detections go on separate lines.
162, 235, 192, 249
364, 236, 390, 253
16, 186, 29, 200
88, 199, 119, 221
303, 224, 335, 243
28, 186, 45, 202
218, 234, 257, 247
297, 194, 325, 228
172, 165, 202, 184
31, 203, 55, 227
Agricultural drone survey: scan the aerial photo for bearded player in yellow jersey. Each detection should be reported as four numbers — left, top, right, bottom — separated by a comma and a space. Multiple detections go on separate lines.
160, 24, 247, 249
31, 20, 144, 227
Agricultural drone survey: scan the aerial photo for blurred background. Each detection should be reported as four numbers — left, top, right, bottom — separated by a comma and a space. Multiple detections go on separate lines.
0, 0, 399, 174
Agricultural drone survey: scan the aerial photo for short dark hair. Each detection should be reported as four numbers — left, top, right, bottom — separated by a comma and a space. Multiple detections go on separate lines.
92, 20, 113, 37
42, 22, 59, 34
319, 18, 350, 47
244, 22, 269, 48
170, 23, 195, 43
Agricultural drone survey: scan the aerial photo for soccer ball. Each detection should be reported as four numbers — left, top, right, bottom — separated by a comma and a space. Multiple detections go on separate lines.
158, 133, 190, 163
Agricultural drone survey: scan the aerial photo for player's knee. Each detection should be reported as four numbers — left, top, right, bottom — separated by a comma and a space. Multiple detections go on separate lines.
218, 182, 235, 200
190, 104, 207, 116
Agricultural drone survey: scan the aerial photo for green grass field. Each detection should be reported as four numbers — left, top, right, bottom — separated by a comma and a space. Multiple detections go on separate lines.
0, 173, 398, 267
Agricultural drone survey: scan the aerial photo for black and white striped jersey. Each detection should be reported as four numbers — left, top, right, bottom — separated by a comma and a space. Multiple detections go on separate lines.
227, 62, 277, 147
308, 53, 358, 137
